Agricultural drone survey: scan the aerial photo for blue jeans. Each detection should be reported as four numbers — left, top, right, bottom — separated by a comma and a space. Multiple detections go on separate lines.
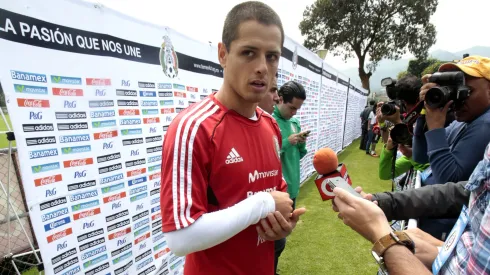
366, 130, 374, 154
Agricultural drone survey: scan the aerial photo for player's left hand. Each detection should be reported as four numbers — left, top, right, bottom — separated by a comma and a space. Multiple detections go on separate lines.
256, 208, 306, 241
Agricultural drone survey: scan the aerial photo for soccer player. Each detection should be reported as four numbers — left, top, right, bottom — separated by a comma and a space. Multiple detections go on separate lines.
160, 2, 306, 275
259, 74, 280, 114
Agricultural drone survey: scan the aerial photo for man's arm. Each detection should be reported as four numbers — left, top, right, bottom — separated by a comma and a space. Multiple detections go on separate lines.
165, 192, 275, 256
378, 147, 413, 180
425, 121, 490, 183
297, 123, 307, 159
332, 188, 432, 275
372, 181, 470, 221
383, 245, 432, 275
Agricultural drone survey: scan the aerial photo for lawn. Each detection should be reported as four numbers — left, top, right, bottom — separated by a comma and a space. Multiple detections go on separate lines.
0, 113, 15, 149
277, 138, 391, 275
20, 138, 389, 275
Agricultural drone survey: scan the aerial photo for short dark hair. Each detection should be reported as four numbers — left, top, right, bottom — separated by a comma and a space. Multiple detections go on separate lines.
278, 81, 306, 103
222, 1, 284, 50
396, 75, 422, 105
369, 100, 376, 106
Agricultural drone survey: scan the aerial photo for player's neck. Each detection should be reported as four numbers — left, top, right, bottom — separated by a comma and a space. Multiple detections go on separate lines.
215, 86, 258, 118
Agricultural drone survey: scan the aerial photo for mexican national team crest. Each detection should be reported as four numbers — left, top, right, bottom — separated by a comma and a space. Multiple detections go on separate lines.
273, 135, 280, 160
292, 46, 298, 70
160, 35, 179, 78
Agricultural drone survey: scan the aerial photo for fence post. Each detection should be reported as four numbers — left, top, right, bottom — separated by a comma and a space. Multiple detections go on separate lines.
341, 78, 351, 149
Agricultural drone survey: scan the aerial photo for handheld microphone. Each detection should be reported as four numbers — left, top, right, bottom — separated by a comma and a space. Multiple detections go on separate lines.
312, 148, 354, 200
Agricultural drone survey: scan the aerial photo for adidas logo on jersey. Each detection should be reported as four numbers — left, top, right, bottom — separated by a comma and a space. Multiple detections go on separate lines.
226, 148, 243, 164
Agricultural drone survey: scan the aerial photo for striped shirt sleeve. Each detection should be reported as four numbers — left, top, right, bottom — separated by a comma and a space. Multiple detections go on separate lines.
160, 98, 218, 232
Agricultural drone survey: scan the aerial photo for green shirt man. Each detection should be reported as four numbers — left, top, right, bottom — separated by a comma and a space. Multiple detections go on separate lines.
272, 81, 308, 203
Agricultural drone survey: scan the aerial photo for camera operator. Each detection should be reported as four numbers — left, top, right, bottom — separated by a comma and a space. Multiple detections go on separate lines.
377, 75, 430, 180
413, 55, 490, 186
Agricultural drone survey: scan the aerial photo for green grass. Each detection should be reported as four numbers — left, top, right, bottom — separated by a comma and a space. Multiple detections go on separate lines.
277, 138, 391, 275
0, 113, 15, 148
21, 138, 387, 275
21, 268, 43, 275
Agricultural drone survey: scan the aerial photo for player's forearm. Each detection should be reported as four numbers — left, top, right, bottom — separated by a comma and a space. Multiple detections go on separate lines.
384, 245, 432, 275
165, 192, 275, 256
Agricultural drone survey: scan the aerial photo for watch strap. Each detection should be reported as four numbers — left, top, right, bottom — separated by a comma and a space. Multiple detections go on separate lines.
372, 231, 415, 257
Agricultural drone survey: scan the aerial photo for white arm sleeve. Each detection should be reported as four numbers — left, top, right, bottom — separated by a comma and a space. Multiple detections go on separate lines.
165, 192, 275, 256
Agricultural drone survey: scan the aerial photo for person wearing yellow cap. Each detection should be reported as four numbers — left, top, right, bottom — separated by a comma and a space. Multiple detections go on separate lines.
410, 55, 490, 240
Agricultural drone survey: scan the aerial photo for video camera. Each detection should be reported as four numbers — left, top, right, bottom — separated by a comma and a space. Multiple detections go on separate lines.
380, 77, 404, 116
425, 71, 470, 109
380, 76, 424, 146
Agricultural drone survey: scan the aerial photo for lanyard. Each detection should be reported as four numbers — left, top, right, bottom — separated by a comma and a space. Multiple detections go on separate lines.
432, 205, 469, 274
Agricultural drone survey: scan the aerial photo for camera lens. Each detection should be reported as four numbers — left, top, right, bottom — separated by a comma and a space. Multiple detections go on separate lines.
390, 124, 412, 145
426, 87, 450, 108
381, 103, 396, 116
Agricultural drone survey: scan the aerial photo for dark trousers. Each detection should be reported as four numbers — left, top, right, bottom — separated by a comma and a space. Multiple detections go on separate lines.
274, 198, 296, 274
366, 130, 374, 154
360, 126, 368, 150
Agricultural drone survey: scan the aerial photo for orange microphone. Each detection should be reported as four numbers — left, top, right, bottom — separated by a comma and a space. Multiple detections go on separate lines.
313, 148, 353, 200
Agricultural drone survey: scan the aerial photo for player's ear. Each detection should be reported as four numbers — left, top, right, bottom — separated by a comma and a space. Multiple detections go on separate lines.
218, 42, 228, 69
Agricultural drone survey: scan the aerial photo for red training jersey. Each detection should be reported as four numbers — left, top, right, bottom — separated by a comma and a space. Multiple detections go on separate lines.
160, 93, 287, 275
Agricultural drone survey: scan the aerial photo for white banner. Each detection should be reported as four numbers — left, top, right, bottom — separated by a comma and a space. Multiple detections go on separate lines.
343, 84, 368, 148
317, 64, 349, 154
0, 1, 367, 274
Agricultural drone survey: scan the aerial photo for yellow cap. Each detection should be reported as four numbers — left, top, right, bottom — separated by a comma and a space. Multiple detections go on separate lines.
438, 55, 490, 81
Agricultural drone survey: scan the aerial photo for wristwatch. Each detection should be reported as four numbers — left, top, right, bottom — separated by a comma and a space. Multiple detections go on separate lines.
372, 231, 415, 274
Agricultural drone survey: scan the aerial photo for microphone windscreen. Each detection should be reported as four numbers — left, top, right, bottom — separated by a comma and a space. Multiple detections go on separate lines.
313, 147, 338, 175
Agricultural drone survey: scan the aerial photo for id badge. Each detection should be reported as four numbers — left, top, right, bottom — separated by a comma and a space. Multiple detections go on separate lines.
420, 167, 432, 183
432, 205, 469, 274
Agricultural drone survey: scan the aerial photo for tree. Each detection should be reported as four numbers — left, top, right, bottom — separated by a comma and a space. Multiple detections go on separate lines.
407, 58, 440, 77
421, 60, 444, 76
397, 71, 408, 80
300, 0, 438, 93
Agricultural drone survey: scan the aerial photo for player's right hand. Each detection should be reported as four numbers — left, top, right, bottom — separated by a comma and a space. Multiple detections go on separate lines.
288, 134, 305, 145
270, 191, 293, 220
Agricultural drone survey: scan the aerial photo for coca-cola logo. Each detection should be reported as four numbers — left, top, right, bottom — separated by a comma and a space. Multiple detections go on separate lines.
35, 174, 62, 187
53, 88, 83, 96
109, 194, 121, 201
81, 209, 95, 218
18, 98, 50, 108
100, 132, 113, 138
119, 109, 139, 116
52, 231, 67, 241
63, 158, 93, 168
144, 118, 159, 124
41, 176, 56, 185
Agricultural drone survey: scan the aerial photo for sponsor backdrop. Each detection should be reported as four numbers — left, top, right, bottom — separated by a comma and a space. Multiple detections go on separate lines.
0, 1, 367, 275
